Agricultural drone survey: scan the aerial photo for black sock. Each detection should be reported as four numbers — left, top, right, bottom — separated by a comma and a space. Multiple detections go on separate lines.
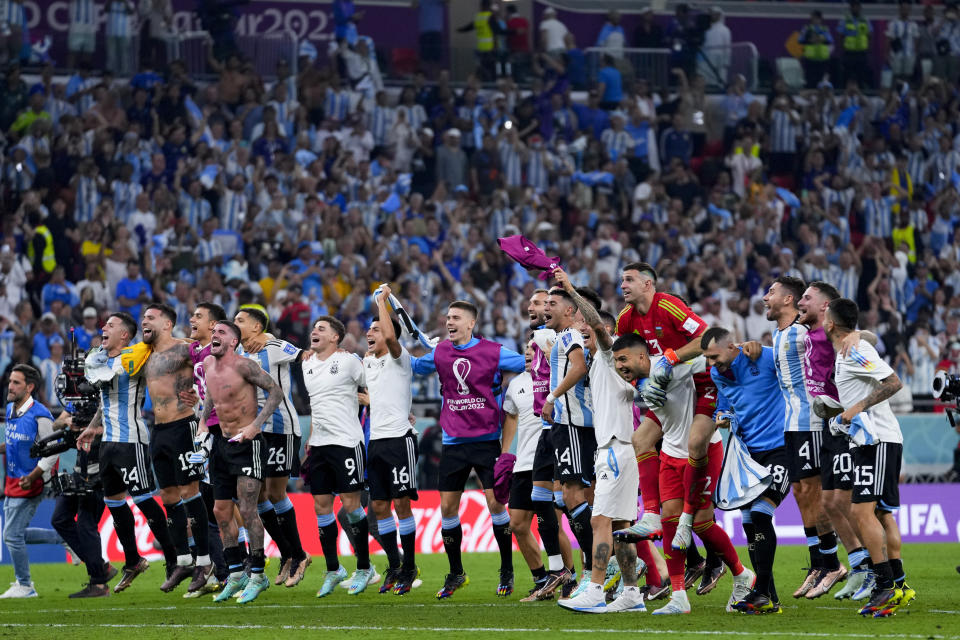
318, 521, 340, 572
259, 504, 290, 561
184, 496, 210, 557
347, 510, 370, 570
399, 521, 417, 572
224, 545, 243, 575
818, 531, 840, 571
873, 560, 894, 590
163, 501, 191, 557
569, 503, 593, 571
238, 539, 249, 561
804, 526, 823, 569
704, 545, 722, 570
492, 522, 513, 573
751, 512, 778, 598
138, 498, 178, 565
532, 500, 562, 557
249, 550, 265, 574
742, 520, 758, 571
686, 541, 703, 568
889, 558, 904, 587
532, 565, 547, 582
208, 522, 228, 582
276, 505, 305, 560
378, 521, 402, 570
442, 525, 464, 575
108, 503, 142, 567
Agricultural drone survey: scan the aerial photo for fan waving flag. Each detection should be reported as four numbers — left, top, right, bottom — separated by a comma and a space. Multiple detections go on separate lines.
498, 234, 562, 281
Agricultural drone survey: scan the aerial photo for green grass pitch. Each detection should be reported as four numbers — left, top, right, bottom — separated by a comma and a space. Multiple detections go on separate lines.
1, 544, 957, 640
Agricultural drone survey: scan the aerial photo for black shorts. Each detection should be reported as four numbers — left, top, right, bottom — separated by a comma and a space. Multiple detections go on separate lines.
509, 470, 535, 511
367, 432, 419, 502
305, 443, 366, 495
553, 424, 597, 486
784, 430, 823, 482
532, 428, 556, 483
261, 432, 301, 478
751, 447, 791, 507
821, 431, 855, 491
851, 442, 902, 511
211, 433, 265, 501
150, 416, 204, 489
437, 440, 499, 492
100, 441, 156, 497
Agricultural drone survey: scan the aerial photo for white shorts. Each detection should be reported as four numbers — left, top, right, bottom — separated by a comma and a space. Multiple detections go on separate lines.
592, 439, 640, 522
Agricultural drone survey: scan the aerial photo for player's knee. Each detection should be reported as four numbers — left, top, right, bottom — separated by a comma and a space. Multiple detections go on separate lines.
370, 500, 391, 519
393, 499, 413, 519
510, 513, 530, 533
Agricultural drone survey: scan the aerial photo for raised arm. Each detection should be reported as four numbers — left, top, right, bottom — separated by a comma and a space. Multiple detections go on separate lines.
554, 267, 610, 350
376, 285, 402, 359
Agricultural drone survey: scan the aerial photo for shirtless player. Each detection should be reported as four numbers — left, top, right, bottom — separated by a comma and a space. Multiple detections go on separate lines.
140, 303, 212, 593
201, 320, 283, 604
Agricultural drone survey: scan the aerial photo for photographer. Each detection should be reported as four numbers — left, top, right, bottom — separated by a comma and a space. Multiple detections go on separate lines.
1, 364, 64, 599
49, 408, 116, 598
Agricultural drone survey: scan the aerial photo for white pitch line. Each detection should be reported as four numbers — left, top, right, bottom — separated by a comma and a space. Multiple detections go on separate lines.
0, 602, 532, 615
929, 610, 960, 615
2, 623, 955, 639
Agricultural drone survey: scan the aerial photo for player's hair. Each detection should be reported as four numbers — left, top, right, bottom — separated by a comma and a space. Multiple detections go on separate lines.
809, 280, 841, 301
576, 287, 603, 311
599, 310, 617, 330
827, 298, 859, 330
611, 332, 649, 353
700, 326, 732, 349
145, 303, 177, 325
109, 311, 137, 339
215, 320, 242, 344
548, 287, 573, 303
531, 288, 549, 296
773, 276, 806, 307
316, 315, 346, 344
623, 261, 658, 283
196, 302, 226, 322
372, 316, 403, 338
448, 300, 478, 319
11, 363, 41, 393
237, 307, 269, 333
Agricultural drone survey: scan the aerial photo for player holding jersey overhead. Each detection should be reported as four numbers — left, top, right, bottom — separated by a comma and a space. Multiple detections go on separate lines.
301, 316, 372, 597
365, 287, 421, 595
759, 278, 845, 599
542, 285, 599, 598
616, 262, 721, 592
77, 312, 179, 593
798, 282, 871, 600
824, 299, 913, 618
234, 308, 310, 589
411, 301, 525, 599
613, 333, 754, 615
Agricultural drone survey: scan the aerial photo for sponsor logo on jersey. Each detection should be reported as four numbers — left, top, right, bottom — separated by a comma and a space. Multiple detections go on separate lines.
283, 343, 297, 355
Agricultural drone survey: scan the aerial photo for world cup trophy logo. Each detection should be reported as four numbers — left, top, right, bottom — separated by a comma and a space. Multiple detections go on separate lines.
453, 357, 472, 395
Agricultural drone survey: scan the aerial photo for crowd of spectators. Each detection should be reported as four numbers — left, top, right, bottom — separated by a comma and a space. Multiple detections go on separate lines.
1, 2, 960, 416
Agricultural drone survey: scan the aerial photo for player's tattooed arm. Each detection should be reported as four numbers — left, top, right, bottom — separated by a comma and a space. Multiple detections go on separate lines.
841, 373, 903, 423
239, 358, 282, 431
198, 394, 213, 430
554, 267, 612, 350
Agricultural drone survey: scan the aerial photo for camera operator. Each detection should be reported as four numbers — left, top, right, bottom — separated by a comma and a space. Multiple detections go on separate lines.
49, 408, 117, 598
1, 364, 64, 599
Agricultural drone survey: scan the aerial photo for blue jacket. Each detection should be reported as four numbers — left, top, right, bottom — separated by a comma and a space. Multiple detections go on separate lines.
711, 348, 786, 454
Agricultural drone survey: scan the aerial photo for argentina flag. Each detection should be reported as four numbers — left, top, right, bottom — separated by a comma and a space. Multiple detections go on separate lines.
715, 417, 773, 511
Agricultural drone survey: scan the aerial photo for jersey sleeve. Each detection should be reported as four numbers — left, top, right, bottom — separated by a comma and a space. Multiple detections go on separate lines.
845, 341, 895, 383
558, 329, 584, 356
503, 380, 519, 416
657, 294, 707, 339
498, 345, 527, 373
267, 340, 301, 365
615, 306, 632, 337
532, 328, 556, 353
410, 350, 437, 375
351, 354, 366, 387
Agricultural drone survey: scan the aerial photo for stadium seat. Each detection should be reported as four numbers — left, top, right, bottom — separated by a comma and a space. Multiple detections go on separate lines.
391, 48, 419, 76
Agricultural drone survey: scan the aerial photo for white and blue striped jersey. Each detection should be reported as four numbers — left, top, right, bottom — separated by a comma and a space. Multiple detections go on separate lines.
526, 149, 550, 193
237, 339, 301, 436
178, 192, 211, 228
499, 140, 523, 187
862, 196, 895, 238
549, 328, 593, 428
100, 356, 149, 444
837, 266, 860, 301
769, 109, 799, 153
69, 0, 97, 29
74, 175, 101, 224
367, 105, 394, 146
397, 104, 427, 132
106, 0, 135, 37
324, 89, 352, 121
219, 190, 247, 232
773, 322, 817, 433
111, 179, 142, 222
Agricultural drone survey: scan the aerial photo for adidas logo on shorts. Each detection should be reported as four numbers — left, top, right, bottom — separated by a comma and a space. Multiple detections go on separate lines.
802, 463, 812, 471
841, 474, 850, 481
859, 488, 871, 495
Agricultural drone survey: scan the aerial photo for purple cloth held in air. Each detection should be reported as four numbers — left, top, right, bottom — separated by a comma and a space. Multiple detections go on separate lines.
493, 453, 516, 505
497, 235, 562, 281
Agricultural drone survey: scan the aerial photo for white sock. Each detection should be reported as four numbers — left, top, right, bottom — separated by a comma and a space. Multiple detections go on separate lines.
548, 555, 563, 571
